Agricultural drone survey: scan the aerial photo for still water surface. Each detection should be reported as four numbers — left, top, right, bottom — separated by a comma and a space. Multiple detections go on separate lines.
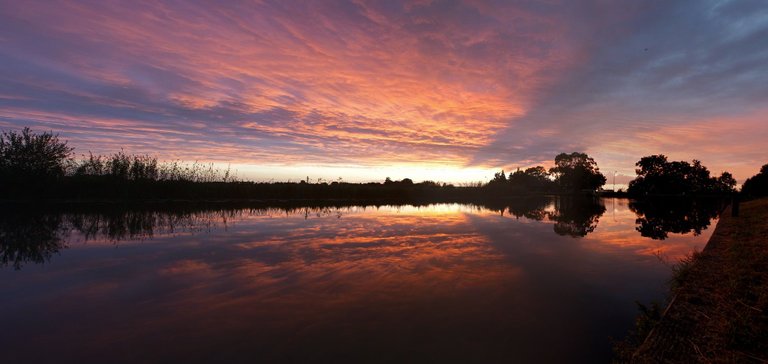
0, 197, 720, 363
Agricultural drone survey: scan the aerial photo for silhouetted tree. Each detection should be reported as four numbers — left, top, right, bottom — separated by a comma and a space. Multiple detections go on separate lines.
549, 152, 606, 192
0, 127, 73, 190
491, 170, 506, 184
741, 164, 768, 199
628, 155, 736, 196
508, 166, 554, 193
715, 171, 737, 193
485, 169, 508, 193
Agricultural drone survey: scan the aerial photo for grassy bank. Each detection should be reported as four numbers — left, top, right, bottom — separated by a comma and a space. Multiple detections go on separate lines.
625, 198, 768, 362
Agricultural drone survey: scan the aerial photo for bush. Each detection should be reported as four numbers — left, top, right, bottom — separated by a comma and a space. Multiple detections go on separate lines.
0, 127, 73, 188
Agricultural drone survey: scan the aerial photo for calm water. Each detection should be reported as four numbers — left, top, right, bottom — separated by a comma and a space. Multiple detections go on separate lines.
0, 197, 721, 363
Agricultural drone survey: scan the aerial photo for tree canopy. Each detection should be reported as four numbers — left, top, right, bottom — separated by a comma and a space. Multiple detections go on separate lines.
0, 127, 73, 185
508, 166, 554, 193
741, 164, 768, 198
628, 155, 736, 196
488, 152, 605, 194
549, 152, 606, 192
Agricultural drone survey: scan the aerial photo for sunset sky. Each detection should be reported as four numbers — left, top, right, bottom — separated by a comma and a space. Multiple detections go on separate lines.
1, 0, 766, 184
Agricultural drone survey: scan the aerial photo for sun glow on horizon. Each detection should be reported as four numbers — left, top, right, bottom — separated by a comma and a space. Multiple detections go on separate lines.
226, 163, 496, 184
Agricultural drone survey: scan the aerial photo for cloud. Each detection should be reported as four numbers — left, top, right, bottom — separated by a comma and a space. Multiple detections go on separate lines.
0, 0, 766, 181
472, 0, 768, 181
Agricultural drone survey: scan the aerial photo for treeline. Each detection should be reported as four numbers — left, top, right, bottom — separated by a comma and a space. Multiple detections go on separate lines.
0, 128, 488, 201
1, 127, 764, 201
487, 152, 607, 194
485, 152, 751, 198
628, 155, 737, 195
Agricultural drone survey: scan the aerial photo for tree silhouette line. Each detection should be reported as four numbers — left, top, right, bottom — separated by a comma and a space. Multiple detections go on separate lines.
0, 127, 758, 201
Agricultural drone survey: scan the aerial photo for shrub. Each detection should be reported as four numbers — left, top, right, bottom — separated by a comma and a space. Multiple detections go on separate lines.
0, 127, 73, 187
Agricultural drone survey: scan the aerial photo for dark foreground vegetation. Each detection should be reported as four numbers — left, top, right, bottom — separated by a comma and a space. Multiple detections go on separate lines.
616, 198, 768, 363
2, 127, 756, 202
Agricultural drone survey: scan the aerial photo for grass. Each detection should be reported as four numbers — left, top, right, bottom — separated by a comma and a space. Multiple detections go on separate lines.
620, 198, 768, 363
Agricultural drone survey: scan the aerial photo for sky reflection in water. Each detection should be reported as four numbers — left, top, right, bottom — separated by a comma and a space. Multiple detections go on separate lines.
0, 198, 718, 363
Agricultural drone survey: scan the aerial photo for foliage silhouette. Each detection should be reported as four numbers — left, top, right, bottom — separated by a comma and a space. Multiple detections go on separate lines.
487, 152, 604, 195
0, 127, 743, 202
628, 155, 736, 196
0, 127, 73, 191
741, 164, 768, 199
507, 166, 556, 194
549, 152, 606, 192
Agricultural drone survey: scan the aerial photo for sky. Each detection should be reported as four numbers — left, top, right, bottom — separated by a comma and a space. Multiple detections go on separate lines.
0, 0, 767, 185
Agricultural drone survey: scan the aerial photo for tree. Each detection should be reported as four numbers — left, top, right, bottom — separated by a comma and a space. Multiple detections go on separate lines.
487, 170, 508, 190
549, 152, 606, 192
492, 170, 506, 183
715, 172, 737, 193
741, 164, 768, 198
0, 127, 73, 186
628, 155, 736, 195
508, 166, 554, 193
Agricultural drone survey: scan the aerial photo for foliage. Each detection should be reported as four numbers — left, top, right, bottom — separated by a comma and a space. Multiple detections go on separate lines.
508, 166, 555, 193
741, 164, 768, 199
0, 127, 74, 187
75, 152, 159, 180
491, 170, 506, 184
549, 152, 607, 192
628, 155, 736, 196
486, 152, 604, 194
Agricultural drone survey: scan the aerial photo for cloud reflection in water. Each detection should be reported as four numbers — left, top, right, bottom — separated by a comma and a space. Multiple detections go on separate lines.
0, 199, 717, 362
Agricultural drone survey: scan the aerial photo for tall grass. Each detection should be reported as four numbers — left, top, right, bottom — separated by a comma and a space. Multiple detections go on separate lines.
72, 152, 236, 183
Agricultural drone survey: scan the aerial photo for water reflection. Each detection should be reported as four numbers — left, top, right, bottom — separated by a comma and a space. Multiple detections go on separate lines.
550, 196, 606, 237
0, 209, 65, 270
1, 198, 723, 270
629, 198, 724, 240
0, 198, 721, 363
1, 205, 350, 269
498, 196, 606, 237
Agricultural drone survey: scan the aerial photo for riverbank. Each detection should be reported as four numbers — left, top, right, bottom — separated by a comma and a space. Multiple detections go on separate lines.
631, 198, 768, 362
